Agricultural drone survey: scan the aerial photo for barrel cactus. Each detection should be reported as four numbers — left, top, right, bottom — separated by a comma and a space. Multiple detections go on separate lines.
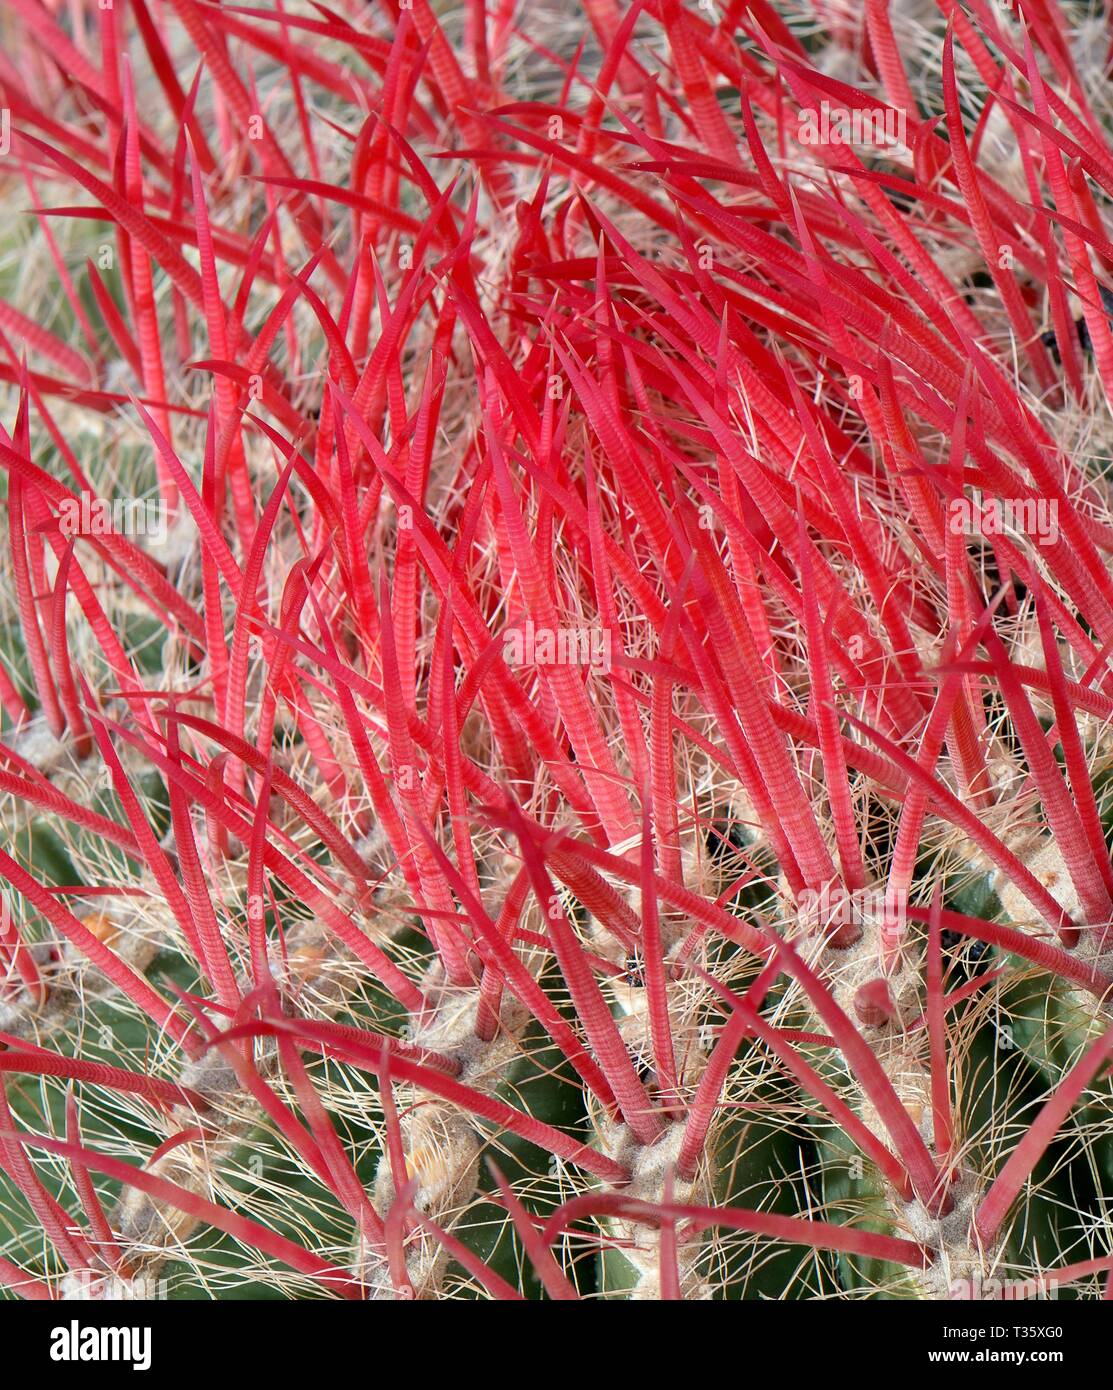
0, 0, 1112, 1302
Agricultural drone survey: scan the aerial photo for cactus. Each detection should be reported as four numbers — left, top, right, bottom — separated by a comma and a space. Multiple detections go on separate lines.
1, 0, 1113, 1305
